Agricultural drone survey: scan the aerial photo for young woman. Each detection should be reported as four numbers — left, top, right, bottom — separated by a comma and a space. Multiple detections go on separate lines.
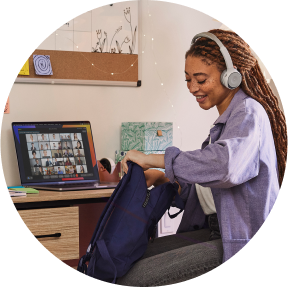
76, 140, 82, 149
119, 29, 286, 285
32, 150, 37, 159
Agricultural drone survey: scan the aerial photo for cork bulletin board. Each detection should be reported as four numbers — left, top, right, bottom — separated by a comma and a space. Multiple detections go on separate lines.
15, 1, 139, 86
17, 49, 138, 83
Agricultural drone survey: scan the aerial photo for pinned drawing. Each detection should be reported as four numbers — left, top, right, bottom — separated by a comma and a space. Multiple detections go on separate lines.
33, 1, 138, 55
19, 59, 30, 75
92, 5, 137, 54
110, 26, 122, 53
92, 30, 107, 53
116, 37, 131, 54
124, 7, 137, 54
4, 97, 10, 114
33, 55, 53, 75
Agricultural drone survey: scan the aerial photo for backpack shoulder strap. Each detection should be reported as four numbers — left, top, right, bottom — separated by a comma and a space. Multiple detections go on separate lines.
168, 184, 184, 219
96, 239, 117, 283
85, 162, 135, 253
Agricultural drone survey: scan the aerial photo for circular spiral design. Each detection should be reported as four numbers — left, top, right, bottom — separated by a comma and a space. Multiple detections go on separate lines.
33, 55, 53, 75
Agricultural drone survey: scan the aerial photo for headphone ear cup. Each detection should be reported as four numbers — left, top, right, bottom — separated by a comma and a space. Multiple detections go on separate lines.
228, 71, 242, 89
221, 69, 242, 89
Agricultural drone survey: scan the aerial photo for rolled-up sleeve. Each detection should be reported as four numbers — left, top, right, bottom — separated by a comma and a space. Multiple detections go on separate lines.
165, 110, 261, 189
165, 147, 192, 206
164, 146, 182, 183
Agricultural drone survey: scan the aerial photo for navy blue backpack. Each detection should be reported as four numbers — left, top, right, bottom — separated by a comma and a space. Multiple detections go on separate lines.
77, 161, 184, 283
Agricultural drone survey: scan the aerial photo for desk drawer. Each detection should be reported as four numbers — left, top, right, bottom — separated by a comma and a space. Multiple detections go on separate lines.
18, 207, 79, 261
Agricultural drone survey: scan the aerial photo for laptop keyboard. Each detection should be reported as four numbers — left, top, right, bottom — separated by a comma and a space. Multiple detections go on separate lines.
32, 182, 97, 189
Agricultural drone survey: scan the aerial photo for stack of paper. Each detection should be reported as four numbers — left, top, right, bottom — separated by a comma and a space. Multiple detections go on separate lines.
9, 190, 27, 197
8, 186, 39, 197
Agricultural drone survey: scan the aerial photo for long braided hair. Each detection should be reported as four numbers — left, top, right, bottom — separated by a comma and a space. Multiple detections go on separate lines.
186, 29, 287, 186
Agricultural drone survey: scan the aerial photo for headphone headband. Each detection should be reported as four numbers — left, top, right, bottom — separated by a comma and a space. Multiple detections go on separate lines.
190, 32, 242, 90
191, 32, 234, 70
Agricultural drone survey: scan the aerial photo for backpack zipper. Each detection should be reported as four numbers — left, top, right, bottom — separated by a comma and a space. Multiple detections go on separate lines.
143, 189, 151, 208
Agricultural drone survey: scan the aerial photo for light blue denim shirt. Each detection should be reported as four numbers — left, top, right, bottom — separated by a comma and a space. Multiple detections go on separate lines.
165, 88, 280, 262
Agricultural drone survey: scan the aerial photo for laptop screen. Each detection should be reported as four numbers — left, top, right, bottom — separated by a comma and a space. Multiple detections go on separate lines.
12, 121, 100, 185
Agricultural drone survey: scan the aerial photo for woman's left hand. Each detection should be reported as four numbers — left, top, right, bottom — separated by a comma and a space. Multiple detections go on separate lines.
121, 150, 150, 174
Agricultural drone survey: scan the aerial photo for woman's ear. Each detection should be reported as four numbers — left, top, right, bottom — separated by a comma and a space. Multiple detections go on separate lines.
100, 166, 106, 172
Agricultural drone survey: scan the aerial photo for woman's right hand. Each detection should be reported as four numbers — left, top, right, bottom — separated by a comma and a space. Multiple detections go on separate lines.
121, 150, 150, 174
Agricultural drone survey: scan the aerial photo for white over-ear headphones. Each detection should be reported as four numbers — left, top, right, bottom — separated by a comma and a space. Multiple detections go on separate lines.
191, 32, 242, 90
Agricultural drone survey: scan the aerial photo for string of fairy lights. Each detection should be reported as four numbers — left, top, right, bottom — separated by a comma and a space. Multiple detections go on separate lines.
146, 0, 183, 148
55, 32, 138, 76
54, 0, 182, 148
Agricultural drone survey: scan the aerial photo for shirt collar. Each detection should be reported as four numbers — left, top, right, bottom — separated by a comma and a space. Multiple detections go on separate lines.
213, 88, 248, 125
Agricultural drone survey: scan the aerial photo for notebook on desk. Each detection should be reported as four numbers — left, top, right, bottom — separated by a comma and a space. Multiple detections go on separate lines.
12, 121, 118, 191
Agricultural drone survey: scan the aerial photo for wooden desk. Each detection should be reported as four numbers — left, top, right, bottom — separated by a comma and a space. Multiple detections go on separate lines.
13, 188, 114, 268
13, 188, 114, 208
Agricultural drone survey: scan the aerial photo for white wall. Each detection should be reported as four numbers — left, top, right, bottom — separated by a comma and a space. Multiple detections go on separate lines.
1, 1, 221, 186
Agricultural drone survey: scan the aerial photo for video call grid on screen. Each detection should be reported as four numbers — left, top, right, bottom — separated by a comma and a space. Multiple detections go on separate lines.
14, 125, 96, 183
27, 132, 87, 176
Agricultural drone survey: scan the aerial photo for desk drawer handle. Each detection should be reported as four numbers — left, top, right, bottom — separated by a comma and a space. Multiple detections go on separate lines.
35, 233, 61, 239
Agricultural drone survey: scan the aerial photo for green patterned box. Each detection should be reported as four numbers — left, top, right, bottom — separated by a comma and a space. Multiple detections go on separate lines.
121, 122, 173, 151
115, 150, 165, 173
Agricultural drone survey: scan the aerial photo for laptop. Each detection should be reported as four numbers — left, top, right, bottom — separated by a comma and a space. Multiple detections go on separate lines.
12, 121, 118, 191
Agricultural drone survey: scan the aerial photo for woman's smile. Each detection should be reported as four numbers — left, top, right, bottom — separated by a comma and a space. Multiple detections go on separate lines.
185, 56, 239, 115
195, 95, 208, 103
